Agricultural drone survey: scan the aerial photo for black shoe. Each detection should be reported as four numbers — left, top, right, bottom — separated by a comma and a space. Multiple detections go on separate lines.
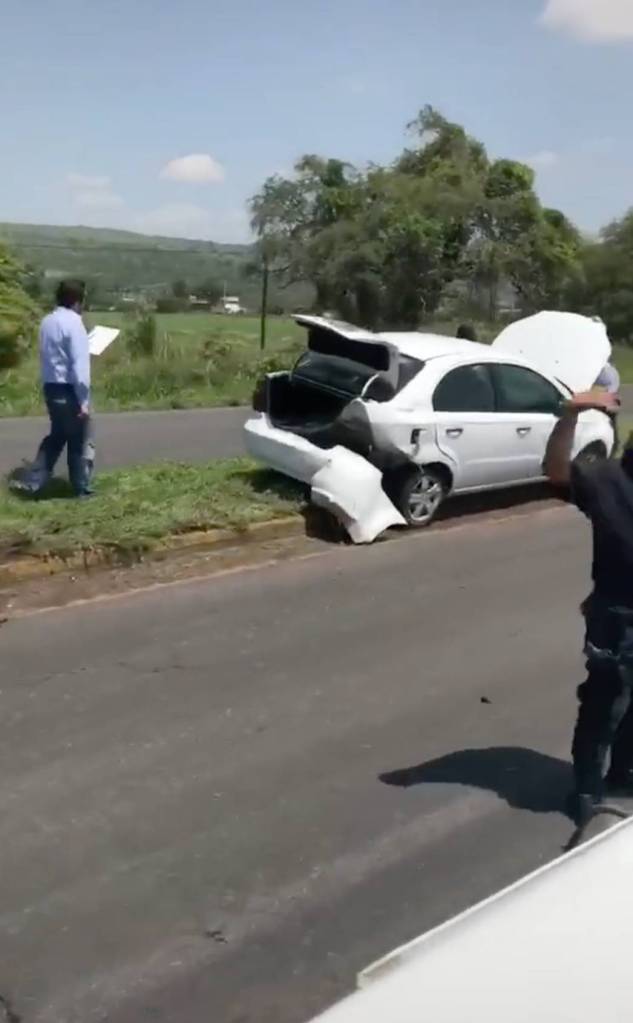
566, 791, 598, 826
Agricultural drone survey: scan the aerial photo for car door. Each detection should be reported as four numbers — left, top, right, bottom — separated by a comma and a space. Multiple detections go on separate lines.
433, 364, 519, 490
490, 363, 563, 481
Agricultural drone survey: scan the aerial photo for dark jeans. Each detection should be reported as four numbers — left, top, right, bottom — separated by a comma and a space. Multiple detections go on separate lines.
572, 597, 633, 797
33, 384, 94, 496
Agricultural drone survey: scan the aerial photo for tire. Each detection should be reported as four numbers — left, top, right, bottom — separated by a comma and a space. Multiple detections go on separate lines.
574, 442, 608, 467
392, 467, 447, 528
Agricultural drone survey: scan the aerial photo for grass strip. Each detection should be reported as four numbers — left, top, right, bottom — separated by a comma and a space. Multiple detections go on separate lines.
0, 459, 304, 559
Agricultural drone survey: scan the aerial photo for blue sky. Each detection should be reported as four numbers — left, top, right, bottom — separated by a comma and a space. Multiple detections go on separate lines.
1, 0, 632, 241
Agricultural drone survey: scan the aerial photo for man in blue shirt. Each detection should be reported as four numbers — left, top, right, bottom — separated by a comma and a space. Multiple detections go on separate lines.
595, 360, 621, 395
32, 280, 94, 497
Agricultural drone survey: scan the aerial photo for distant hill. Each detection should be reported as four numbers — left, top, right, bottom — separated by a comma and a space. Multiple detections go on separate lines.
0, 222, 251, 289
0, 223, 312, 311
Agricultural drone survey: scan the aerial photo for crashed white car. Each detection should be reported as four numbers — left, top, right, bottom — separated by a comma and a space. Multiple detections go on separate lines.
245, 312, 614, 543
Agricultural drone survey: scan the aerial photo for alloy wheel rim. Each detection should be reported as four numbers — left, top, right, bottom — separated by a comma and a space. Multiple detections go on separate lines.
407, 476, 443, 522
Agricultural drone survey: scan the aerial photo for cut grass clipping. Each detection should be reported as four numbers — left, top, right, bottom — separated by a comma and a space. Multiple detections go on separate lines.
0, 460, 304, 560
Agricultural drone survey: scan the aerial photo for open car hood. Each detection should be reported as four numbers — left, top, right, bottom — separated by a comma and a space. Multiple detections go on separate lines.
492, 312, 611, 393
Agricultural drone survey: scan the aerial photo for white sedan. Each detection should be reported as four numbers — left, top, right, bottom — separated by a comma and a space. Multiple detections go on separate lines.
245, 312, 614, 542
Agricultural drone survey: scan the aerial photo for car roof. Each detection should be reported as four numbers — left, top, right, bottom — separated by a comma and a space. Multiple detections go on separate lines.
293, 313, 610, 392
376, 331, 493, 361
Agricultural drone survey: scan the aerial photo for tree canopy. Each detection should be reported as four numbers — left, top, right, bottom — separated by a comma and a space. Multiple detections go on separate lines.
250, 106, 583, 330
567, 211, 633, 343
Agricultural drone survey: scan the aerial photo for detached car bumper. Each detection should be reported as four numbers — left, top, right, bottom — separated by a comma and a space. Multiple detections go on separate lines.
244, 415, 405, 543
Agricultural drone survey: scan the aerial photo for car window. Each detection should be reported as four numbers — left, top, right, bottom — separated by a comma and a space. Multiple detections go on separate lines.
293, 351, 378, 398
293, 351, 423, 401
493, 364, 562, 414
397, 354, 424, 392
433, 365, 495, 413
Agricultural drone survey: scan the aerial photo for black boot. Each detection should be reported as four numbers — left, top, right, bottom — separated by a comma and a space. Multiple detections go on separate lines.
566, 791, 599, 827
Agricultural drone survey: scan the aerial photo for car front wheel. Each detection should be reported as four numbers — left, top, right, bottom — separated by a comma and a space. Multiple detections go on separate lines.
393, 467, 447, 528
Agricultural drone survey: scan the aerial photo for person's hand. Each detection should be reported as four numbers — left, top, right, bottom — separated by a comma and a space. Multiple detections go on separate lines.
566, 389, 620, 413
78, 403, 90, 419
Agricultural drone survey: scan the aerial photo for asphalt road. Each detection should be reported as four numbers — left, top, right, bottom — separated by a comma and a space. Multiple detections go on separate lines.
0, 407, 250, 475
0, 507, 601, 1022
2, 382, 632, 475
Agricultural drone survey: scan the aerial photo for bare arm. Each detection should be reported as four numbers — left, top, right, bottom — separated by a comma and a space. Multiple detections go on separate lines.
544, 390, 618, 486
544, 408, 579, 485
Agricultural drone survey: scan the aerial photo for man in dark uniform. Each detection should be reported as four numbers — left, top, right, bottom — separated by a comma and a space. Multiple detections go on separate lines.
545, 389, 633, 824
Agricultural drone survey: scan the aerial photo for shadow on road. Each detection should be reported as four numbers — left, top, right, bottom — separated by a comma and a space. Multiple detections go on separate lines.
379, 746, 572, 816
436, 482, 558, 524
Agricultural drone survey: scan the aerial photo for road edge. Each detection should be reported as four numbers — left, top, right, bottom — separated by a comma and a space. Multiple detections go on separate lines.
0, 516, 305, 585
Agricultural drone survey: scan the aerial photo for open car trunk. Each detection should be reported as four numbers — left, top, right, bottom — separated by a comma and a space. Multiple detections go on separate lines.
259, 372, 350, 445
255, 315, 400, 450
246, 317, 409, 543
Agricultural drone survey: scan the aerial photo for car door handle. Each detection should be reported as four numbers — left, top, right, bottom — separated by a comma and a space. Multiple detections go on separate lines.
516, 427, 531, 436
446, 428, 463, 438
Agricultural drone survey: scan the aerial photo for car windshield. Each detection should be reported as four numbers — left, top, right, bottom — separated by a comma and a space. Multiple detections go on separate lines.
292, 351, 423, 400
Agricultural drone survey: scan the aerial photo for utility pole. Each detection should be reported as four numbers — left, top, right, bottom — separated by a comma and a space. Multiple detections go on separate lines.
259, 251, 269, 352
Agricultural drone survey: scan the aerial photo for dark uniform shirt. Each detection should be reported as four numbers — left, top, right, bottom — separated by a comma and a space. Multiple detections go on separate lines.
571, 459, 633, 607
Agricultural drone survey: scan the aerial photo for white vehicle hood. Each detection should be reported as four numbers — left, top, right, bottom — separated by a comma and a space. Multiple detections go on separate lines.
492, 311, 611, 393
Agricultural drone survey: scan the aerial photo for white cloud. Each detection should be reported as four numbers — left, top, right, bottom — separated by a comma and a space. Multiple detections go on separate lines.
160, 153, 225, 185
541, 0, 633, 41
523, 150, 560, 170
64, 171, 246, 240
67, 172, 124, 210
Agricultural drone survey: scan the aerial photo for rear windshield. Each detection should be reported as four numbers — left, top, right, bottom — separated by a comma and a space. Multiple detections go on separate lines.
292, 351, 423, 400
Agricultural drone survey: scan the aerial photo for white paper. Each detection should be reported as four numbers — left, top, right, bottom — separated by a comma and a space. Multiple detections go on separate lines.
88, 326, 120, 356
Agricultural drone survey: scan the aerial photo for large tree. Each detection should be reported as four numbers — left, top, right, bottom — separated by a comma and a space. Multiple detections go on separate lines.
568, 211, 633, 342
250, 106, 582, 328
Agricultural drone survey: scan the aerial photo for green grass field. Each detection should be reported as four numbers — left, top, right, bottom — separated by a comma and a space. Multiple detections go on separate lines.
0, 313, 304, 417
1, 311, 632, 418
97, 310, 302, 351
0, 459, 303, 558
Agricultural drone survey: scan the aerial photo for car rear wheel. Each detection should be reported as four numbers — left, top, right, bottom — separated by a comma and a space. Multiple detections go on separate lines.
393, 467, 447, 528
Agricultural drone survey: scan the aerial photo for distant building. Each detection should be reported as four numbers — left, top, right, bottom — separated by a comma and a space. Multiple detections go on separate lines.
221, 295, 245, 315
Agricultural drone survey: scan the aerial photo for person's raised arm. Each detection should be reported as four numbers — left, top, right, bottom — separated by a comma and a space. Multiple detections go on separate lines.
545, 391, 618, 486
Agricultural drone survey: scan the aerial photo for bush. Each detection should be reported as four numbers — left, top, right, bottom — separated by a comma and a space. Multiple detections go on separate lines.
126, 311, 157, 359
156, 297, 189, 314
201, 333, 253, 384
0, 245, 39, 369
